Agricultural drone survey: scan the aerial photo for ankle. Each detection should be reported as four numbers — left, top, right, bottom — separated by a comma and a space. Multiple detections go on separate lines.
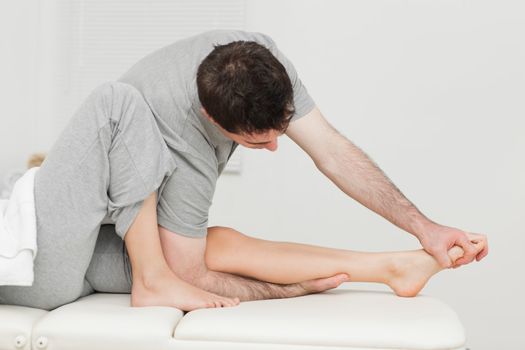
385, 256, 401, 285
132, 264, 174, 291
385, 252, 420, 286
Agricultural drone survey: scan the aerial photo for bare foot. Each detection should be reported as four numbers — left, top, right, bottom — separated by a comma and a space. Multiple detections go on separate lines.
387, 246, 464, 297
296, 273, 350, 296
131, 269, 240, 311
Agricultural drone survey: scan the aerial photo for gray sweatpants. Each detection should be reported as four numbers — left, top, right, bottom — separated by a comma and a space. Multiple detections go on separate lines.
0, 82, 176, 310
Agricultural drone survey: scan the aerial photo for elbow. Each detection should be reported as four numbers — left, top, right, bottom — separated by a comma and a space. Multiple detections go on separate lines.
315, 153, 340, 179
315, 134, 354, 179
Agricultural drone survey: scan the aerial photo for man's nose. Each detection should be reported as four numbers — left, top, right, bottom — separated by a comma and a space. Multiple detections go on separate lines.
265, 138, 278, 152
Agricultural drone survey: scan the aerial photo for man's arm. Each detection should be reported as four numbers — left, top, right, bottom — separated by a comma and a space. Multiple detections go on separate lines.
285, 106, 488, 267
158, 226, 346, 301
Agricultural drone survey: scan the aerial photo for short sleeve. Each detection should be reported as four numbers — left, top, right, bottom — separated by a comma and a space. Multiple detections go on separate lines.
156, 149, 218, 238
264, 36, 316, 122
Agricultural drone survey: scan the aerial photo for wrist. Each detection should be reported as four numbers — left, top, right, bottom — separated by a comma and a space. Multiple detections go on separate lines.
409, 215, 438, 240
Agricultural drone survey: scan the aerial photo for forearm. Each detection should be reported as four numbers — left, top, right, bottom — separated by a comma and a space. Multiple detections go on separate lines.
193, 270, 305, 302
319, 130, 434, 237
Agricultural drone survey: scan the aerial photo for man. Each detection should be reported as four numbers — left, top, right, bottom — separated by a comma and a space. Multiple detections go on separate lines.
116, 29, 488, 301
6, 29, 489, 311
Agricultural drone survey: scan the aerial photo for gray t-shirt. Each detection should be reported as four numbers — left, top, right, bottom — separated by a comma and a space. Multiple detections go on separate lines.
119, 30, 315, 238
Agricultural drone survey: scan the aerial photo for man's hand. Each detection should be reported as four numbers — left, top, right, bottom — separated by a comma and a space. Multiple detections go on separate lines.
417, 223, 488, 268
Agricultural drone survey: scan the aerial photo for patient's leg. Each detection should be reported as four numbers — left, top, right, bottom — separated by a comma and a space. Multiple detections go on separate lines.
205, 227, 468, 297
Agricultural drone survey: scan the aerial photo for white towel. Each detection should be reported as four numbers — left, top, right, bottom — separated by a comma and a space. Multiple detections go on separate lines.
0, 167, 39, 286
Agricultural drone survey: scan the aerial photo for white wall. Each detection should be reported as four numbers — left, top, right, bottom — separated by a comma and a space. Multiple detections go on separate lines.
0, 0, 246, 184
0, 0, 40, 180
209, 1, 525, 349
1, 0, 523, 349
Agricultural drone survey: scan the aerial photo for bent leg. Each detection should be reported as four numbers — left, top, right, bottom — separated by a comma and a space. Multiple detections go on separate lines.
0, 82, 175, 310
125, 192, 239, 309
205, 226, 465, 297
85, 197, 240, 310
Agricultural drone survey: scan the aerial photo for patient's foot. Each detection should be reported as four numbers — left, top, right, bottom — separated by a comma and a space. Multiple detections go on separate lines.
387, 246, 464, 297
131, 270, 240, 311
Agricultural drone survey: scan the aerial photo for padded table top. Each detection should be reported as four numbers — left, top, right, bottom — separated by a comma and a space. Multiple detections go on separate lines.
175, 290, 466, 350
0, 290, 466, 350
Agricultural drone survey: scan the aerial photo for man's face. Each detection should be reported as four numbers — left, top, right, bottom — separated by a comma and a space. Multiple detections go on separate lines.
201, 108, 282, 152
223, 128, 282, 152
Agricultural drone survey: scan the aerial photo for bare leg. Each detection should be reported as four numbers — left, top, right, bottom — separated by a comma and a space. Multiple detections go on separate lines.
205, 227, 468, 297
126, 194, 240, 310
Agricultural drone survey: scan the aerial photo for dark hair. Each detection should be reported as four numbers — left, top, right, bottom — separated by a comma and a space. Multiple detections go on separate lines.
196, 41, 295, 134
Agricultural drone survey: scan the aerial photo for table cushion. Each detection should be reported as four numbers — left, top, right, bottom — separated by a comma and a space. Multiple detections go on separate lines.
31, 293, 183, 350
174, 290, 466, 350
0, 304, 46, 350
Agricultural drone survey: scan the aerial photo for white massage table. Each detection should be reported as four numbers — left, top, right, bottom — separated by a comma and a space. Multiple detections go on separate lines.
0, 289, 466, 350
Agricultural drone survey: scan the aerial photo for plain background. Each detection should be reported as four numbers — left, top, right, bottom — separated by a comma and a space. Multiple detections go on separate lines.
1, 1, 524, 349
